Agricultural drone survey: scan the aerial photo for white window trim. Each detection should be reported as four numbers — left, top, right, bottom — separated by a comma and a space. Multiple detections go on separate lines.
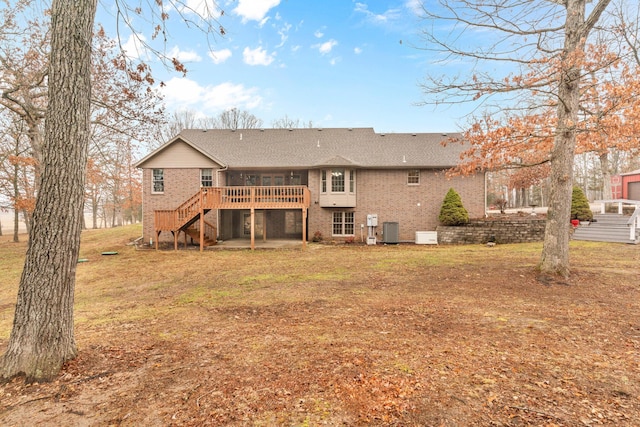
201, 168, 213, 187
407, 169, 420, 186
152, 169, 164, 194
332, 211, 355, 236
322, 169, 356, 194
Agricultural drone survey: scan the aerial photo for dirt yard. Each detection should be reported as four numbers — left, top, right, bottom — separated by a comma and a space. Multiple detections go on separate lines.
0, 226, 639, 426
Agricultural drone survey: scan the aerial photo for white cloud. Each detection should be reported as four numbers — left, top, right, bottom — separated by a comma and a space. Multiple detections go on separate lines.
313, 39, 338, 55
160, 77, 262, 112
122, 33, 148, 60
354, 2, 402, 25
233, 0, 280, 23
354, 47, 363, 54
169, 46, 202, 62
314, 29, 324, 38
208, 48, 232, 64
201, 81, 263, 110
160, 78, 204, 108
275, 22, 292, 48
404, 0, 424, 16
243, 46, 275, 66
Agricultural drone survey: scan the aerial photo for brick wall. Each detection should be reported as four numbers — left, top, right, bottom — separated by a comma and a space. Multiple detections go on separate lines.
437, 218, 546, 244
142, 167, 485, 244
307, 169, 485, 242
141, 168, 219, 244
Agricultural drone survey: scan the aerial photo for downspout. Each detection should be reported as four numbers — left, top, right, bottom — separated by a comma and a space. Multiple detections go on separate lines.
484, 170, 488, 217
216, 164, 229, 238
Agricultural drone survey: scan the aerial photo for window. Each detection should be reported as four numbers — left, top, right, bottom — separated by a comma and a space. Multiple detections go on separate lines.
331, 169, 345, 192
333, 211, 355, 236
408, 169, 420, 185
321, 170, 327, 193
152, 169, 164, 193
201, 169, 213, 187
244, 174, 258, 186
349, 169, 355, 192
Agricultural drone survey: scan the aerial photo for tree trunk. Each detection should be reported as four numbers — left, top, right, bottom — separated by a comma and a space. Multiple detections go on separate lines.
539, 0, 586, 279
92, 194, 99, 229
13, 209, 19, 243
13, 160, 20, 242
599, 152, 612, 200
1, 0, 97, 381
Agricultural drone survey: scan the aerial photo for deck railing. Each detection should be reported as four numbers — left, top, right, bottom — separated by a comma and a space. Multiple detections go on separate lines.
155, 210, 177, 232
628, 207, 640, 241
155, 186, 311, 232
594, 198, 640, 215
213, 186, 310, 209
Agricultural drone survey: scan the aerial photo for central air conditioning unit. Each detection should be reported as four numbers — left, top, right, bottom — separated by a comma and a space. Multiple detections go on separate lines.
382, 222, 399, 244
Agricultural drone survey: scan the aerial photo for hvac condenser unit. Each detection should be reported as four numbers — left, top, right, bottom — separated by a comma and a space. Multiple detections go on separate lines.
382, 222, 399, 244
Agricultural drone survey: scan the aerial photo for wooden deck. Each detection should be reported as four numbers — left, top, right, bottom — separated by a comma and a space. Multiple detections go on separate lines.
154, 186, 311, 251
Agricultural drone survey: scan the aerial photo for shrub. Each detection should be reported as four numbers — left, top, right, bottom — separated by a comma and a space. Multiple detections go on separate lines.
571, 186, 593, 221
312, 231, 323, 242
439, 188, 469, 226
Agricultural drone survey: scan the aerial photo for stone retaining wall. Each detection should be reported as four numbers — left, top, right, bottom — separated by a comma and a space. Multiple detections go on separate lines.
436, 218, 547, 244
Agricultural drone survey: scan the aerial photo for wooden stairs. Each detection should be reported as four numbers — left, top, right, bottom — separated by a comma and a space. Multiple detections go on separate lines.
184, 222, 217, 247
154, 189, 219, 250
154, 186, 311, 251
572, 214, 640, 244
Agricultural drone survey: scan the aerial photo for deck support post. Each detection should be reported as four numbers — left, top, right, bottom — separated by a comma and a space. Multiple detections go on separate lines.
263, 210, 267, 242
199, 188, 205, 252
173, 231, 178, 251
155, 230, 160, 250
250, 208, 255, 250
302, 208, 307, 249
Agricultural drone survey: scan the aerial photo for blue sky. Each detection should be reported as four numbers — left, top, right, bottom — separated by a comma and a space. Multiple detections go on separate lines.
98, 0, 472, 133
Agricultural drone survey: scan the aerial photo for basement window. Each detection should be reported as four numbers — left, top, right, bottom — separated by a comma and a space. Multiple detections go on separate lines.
332, 211, 354, 236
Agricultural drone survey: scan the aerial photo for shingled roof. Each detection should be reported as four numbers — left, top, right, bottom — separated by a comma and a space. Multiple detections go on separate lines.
136, 128, 465, 169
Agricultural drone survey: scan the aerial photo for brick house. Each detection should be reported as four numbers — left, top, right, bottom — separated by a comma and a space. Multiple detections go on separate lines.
134, 128, 485, 249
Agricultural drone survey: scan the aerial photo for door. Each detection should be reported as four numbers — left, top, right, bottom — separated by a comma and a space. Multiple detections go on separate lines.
261, 174, 284, 186
628, 181, 640, 201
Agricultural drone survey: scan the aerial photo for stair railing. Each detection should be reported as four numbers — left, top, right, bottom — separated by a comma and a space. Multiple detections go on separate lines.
627, 207, 640, 241
192, 219, 217, 244
175, 189, 206, 229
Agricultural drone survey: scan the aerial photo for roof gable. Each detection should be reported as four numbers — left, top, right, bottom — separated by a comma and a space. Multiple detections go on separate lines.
135, 136, 224, 169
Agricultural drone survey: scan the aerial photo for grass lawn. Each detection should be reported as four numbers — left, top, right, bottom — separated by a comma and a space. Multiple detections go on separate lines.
1, 224, 639, 426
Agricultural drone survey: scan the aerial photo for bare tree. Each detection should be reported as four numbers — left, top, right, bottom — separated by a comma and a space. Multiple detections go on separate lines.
0, 3, 49, 187
271, 115, 315, 129
1, 0, 226, 382
158, 109, 204, 144
417, 0, 612, 279
1, 0, 97, 381
213, 107, 263, 130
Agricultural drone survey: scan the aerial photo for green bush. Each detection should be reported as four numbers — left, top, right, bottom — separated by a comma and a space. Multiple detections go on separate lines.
571, 186, 593, 221
439, 188, 469, 226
